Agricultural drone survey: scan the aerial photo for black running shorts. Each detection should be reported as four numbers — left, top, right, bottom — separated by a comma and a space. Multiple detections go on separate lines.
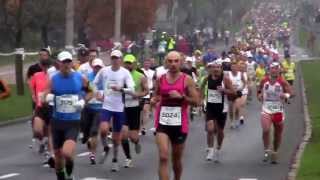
51, 120, 80, 150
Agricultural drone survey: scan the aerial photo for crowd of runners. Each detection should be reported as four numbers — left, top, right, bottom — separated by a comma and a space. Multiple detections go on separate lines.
21, 2, 298, 180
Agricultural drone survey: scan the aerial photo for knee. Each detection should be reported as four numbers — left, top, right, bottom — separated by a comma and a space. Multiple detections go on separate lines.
159, 151, 169, 164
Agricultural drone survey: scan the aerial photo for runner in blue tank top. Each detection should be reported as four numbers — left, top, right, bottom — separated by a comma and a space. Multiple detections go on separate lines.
45, 51, 88, 180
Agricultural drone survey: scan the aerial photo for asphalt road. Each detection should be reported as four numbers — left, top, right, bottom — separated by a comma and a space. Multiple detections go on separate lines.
0, 75, 304, 180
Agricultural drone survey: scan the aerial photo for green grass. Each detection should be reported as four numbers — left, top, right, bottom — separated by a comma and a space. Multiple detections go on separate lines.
297, 61, 320, 180
0, 55, 37, 67
0, 85, 32, 122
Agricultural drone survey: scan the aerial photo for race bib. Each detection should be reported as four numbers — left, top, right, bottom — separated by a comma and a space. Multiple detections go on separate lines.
263, 101, 283, 113
55, 95, 78, 113
159, 106, 182, 126
125, 95, 139, 107
207, 90, 222, 103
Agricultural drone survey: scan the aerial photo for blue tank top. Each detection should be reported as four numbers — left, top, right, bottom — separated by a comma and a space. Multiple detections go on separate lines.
51, 71, 83, 121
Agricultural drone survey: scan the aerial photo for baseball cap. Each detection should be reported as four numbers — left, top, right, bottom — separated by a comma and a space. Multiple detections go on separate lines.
110, 50, 123, 58
92, 58, 105, 67
57, 51, 73, 62
123, 54, 136, 63
207, 60, 222, 67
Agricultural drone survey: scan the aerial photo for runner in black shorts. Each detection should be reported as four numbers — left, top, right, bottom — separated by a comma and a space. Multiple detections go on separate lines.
121, 54, 149, 168
201, 61, 235, 162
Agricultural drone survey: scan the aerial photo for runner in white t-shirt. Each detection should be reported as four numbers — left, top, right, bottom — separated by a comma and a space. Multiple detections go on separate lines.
93, 50, 134, 172
141, 58, 155, 135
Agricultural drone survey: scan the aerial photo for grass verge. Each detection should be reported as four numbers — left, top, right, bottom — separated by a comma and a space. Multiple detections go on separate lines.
0, 84, 32, 122
297, 60, 320, 180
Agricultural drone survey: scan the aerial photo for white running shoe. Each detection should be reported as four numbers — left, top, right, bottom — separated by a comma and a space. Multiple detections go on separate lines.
214, 149, 221, 163
111, 161, 120, 172
263, 150, 271, 162
206, 148, 214, 161
124, 158, 133, 168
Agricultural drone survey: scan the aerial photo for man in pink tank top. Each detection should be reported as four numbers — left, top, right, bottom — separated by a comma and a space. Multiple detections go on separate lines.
151, 51, 199, 180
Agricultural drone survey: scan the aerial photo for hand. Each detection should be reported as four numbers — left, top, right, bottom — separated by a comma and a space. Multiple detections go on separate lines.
31, 94, 37, 102
168, 90, 183, 99
95, 91, 104, 101
110, 85, 121, 91
217, 86, 224, 93
150, 97, 159, 106
280, 93, 290, 100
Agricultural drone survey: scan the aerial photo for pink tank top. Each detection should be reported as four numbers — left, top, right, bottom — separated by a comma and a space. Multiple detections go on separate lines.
30, 71, 49, 107
155, 73, 189, 133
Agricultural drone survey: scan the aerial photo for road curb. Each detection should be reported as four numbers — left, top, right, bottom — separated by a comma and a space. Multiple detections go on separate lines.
0, 116, 31, 127
287, 62, 313, 180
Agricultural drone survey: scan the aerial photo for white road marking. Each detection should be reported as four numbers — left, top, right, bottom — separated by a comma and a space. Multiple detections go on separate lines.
0, 173, 20, 179
239, 178, 258, 180
81, 178, 111, 180
77, 152, 91, 157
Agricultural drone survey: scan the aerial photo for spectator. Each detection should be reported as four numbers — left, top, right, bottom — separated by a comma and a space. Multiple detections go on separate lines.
0, 78, 10, 99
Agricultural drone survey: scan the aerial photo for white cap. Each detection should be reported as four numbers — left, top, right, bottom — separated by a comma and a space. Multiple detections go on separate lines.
207, 60, 222, 67
92, 58, 105, 67
57, 51, 72, 61
110, 50, 123, 58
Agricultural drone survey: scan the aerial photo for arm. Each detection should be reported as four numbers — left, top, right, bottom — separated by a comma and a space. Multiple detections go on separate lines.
150, 78, 161, 106
184, 76, 200, 106
222, 77, 236, 96
134, 76, 149, 98
0, 80, 10, 99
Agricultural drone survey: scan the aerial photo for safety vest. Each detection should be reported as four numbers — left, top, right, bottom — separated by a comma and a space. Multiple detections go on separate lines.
281, 61, 295, 80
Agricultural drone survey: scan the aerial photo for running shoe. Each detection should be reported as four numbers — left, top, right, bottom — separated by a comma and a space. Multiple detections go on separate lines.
206, 148, 214, 161
99, 146, 110, 164
263, 150, 271, 162
214, 149, 221, 163
89, 153, 96, 165
141, 128, 146, 136
271, 151, 278, 164
124, 158, 133, 168
111, 160, 120, 172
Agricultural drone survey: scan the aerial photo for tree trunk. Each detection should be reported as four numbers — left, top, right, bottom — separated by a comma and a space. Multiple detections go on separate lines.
41, 25, 49, 47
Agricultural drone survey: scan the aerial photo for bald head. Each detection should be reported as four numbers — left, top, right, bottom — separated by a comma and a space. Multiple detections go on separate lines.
165, 51, 182, 73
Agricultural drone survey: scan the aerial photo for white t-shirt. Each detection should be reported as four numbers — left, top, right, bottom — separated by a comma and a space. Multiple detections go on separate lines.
78, 62, 93, 77
93, 66, 134, 112
142, 68, 155, 98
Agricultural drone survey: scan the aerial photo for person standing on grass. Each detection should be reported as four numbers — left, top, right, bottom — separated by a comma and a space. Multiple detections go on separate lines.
0, 78, 10, 99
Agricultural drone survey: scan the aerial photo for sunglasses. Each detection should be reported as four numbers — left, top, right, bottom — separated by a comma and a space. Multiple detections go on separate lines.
167, 59, 180, 63
111, 56, 120, 60
61, 59, 72, 64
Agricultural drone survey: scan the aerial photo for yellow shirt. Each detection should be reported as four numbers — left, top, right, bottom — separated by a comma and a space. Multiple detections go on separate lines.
281, 60, 295, 80
256, 67, 266, 85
